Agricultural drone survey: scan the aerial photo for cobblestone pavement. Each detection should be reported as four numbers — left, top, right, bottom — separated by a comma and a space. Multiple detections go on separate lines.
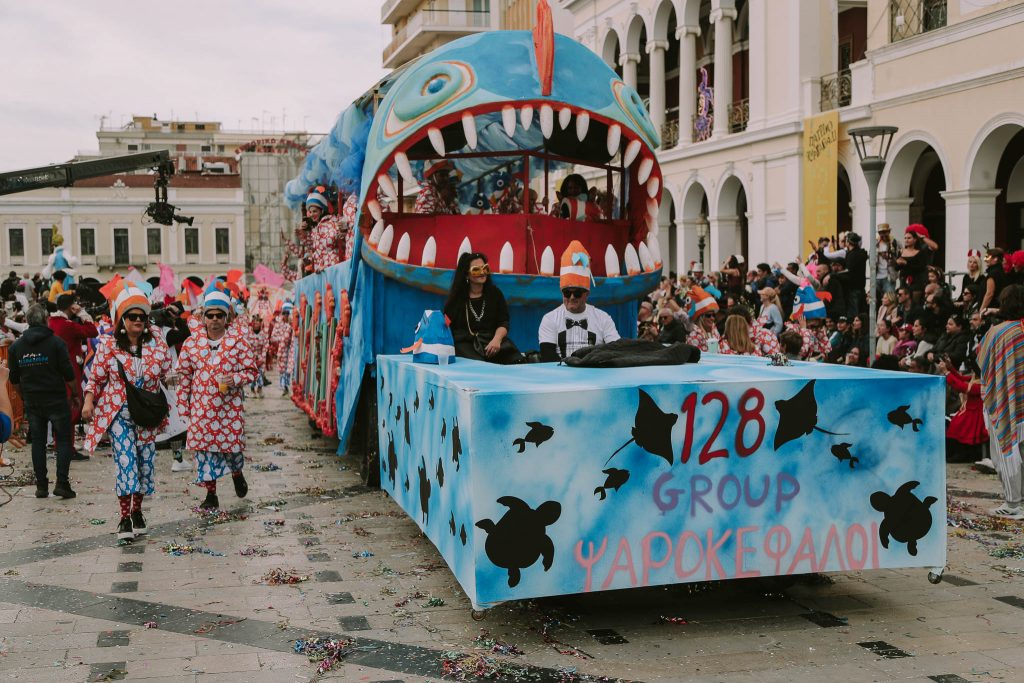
0, 387, 1022, 683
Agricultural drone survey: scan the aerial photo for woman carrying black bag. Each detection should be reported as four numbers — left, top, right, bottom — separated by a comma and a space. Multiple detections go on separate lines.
443, 252, 524, 364
82, 285, 171, 541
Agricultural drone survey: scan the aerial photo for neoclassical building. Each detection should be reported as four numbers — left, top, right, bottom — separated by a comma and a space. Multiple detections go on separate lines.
562, 0, 1024, 275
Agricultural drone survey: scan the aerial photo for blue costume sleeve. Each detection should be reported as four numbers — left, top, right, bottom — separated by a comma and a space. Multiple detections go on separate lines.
0, 412, 11, 443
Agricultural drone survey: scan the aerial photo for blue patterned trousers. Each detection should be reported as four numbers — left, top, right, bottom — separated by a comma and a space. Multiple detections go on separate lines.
195, 450, 245, 483
111, 404, 156, 496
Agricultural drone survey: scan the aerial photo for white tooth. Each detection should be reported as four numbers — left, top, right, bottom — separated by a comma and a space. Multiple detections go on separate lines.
604, 244, 621, 278
396, 232, 411, 263
575, 112, 590, 141
540, 105, 554, 138
539, 246, 555, 275
421, 236, 437, 267
647, 177, 660, 199
624, 243, 641, 275
520, 105, 533, 131
502, 106, 517, 137
623, 139, 641, 167
427, 126, 445, 156
461, 112, 478, 150
637, 157, 654, 185
378, 173, 397, 201
457, 236, 472, 260
394, 152, 415, 187
646, 196, 659, 219
606, 124, 621, 157
368, 220, 384, 246
559, 107, 572, 130
638, 242, 656, 272
646, 234, 663, 268
378, 224, 395, 256
499, 241, 514, 274
367, 199, 382, 222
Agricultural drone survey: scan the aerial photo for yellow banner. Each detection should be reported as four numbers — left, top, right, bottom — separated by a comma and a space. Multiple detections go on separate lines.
802, 111, 839, 248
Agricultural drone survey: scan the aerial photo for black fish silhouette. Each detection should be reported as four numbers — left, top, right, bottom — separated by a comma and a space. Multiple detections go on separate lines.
594, 468, 630, 500
830, 442, 859, 469
380, 374, 384, 391
476, 497, 561, 587
388, 392, 393, 411
404, 474, 410, 492
381, 418, 386, 431
396, 403, 401, 422
871, 480, 937, 556
436, 457, 445, 487
887, 405, 923, 432
417, 457, 431, 523
606, 390, 678, 466
403, 401, 411, 445
513, 422, 554, 452
451, 417, 462, 471
441, 418, 447, 441
449, 511, 456, 535
429, 392, 435, 410
460, 524, 467, 545
386, 432, 397, 487
774, 380, 847, 450
414, 393, 420, 412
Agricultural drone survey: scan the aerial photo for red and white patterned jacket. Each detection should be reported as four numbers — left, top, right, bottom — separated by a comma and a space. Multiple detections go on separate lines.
270, 318, 293, 371
414, 184, 459, 215
785, 322, 832, 360
250, 329, 269, 371
310, 215, 345, 273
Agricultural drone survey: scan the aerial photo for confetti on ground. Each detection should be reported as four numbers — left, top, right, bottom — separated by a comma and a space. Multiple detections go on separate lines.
380, 586, 398, 596
143, 621, 158, 629
191, 507, 249, 524
440, 651, 528, 680
257, 498, 288, 507
3, 569, 18, 576
992, 564, 1024, 576
298, 486, 329, 496
259, 568, 310, 585
294, 636, 353, 675
194, 617, 246, 634
161, 542, 225, 557
473, 630, 525, 656
423, 596, 446, 607
88, 519, 106, 525
352, 550, 374, 558
989, 542, 1024, 560
352, 526, 373, 537
304, 461, 324, 469
947, 499, 1024, 534
251, 463, 282, 472
372, 562, 396, 577
657, 616, 691, 625
260, 436, 285, 445
263, 519, 286, 527
239, 545, 281, 557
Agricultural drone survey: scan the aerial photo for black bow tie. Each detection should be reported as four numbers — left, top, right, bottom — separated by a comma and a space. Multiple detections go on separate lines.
566, 318, 588, 330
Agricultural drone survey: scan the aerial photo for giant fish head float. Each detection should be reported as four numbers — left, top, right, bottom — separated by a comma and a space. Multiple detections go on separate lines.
350, 16, 664, 306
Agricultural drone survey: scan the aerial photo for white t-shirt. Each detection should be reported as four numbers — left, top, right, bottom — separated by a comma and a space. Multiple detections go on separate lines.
539, 304, 620, 359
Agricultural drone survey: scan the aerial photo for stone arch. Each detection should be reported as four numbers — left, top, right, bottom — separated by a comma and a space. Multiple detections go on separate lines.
881, 132, 950, 267
653, 0, 682, 41
679, 0, 702, 28
715, 173, 750, 265
965, 113, 1024, 190
682, 176, 710, 219
656, 186, 678, 274
881, 131, 951, 202
625, 13, 649, 55
600, 27, 622, 71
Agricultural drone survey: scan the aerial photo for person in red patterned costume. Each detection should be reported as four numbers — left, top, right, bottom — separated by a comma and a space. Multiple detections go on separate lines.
271, 302, 294, 394
248, 315, 269, 398
414, 160, 460, 215
175, 284, 258, 510
340, 192, 358, 262
685, 287, 722, 353
308, 188, 346, 273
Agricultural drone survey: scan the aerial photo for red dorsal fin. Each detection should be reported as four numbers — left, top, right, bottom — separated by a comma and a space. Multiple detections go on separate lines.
533, 0, 554, 96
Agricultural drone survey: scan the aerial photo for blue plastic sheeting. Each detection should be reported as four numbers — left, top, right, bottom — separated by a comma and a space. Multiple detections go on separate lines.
377, 354, 946, 610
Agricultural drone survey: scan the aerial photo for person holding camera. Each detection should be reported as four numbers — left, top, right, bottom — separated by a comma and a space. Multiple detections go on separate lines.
82, 286, 171, 539
49, 293, 98, 457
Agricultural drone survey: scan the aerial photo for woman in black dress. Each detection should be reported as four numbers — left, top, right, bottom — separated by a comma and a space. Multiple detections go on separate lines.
895, 224, 934, 302
443, 252, 523, 364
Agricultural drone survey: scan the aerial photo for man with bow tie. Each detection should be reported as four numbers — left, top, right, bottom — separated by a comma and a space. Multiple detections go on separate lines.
539, 241, 620, 362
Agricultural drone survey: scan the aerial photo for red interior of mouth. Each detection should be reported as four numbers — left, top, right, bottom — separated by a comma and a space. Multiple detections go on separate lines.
378, 212, 629, 276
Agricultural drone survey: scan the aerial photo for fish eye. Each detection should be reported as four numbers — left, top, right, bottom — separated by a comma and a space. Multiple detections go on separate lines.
384, 60, 476, 139
611, 79, 660, 148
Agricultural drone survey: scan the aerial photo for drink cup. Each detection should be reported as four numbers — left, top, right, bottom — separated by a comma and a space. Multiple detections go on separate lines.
218, 375, 230, 394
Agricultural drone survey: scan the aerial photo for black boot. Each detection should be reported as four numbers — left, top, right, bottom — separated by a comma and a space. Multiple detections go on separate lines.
35, 480, 49, 498
131, 509, 147, 534
117, 515, 134, 540
199, 491, 220, 509
52, 481, 76, 499
232, 472, 248, 498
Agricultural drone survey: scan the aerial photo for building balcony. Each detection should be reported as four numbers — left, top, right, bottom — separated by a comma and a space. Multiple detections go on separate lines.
819, 69, 852, 111
381, 0, 419, 25
660, 108, 679, 149
890, 0, 947, 42
728, 99, 749, 134
383, 9, 492, 69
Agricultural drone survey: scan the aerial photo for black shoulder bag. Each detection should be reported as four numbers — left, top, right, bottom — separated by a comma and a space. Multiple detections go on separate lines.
116, 359, 169, 428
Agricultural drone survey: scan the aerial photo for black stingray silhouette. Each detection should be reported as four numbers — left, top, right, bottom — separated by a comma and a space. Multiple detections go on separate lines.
513, 422, 554, 452
404, 474, 410, 492
773, 380, 847, 450
385, 432, 397, 487
870, 480, 937, 556
888, 405, 923, 432
451, 417, 462, 471
441, 418, 447, 442
414, 392, 420, 412
436, 457, 445, 487
606, 390, 678, 466
417, 457, 431, 523
449, 511, 456, 535
460, 524, 467, 545
403, 401, 411, 445
476, 496, 561, 587
830, 442, 859, 469
429, 391, 435, 410
594, 468, 630, 499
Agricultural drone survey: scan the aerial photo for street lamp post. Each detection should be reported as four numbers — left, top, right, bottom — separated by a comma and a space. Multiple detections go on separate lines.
696, 216, 709, 272
849, 126, 898, 362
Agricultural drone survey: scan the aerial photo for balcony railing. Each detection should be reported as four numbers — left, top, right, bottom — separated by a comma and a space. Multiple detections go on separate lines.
890, 0, 947, 42
383, 9, 491, 64
820, 69, 852, 111
691, 114, 713, 143
728, 99, 749, 134
660, 108, 679, 148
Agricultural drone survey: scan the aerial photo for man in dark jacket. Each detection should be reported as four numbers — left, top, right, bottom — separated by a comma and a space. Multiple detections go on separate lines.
8, 304, 78, 499
49, 293, 98, 455
656, 308, 688, 344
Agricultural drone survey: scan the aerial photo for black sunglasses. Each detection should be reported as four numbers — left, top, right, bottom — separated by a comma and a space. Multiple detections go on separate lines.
561, 288, 586, 299
123, 313, 148, 322
205, 312, 226, 320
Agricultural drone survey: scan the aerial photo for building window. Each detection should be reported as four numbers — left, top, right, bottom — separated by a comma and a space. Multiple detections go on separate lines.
201, 145, 211, 152
127, 144, 139, 151
40, 227, 53, 256
113, 228, 129, 265
196, 124, 206, 130
8, 228, 24, 258
185, 227, 199, 255
215, 227, 230, 256
147, 227, 162, 256
80, 227, 96, 256
177, 124, 186, 131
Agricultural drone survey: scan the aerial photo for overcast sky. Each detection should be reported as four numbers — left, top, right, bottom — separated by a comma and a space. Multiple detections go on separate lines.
0, 1, 389, 171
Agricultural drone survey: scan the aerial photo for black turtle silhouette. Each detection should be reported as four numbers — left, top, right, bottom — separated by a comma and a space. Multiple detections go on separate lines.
429, 391, 435, 410
436, 457, 445, 487
476, 496, 561, 587
459, 524, 467, 546
449, 511, 456, 535
830, 442, 859, 469
774, 380, 847, 450
513, 422, 554, 452
403, 401, 411, 445
606, 389, 677, 466
887, 405, 923, 432
417, 457, 431, 523
594, 468, 630, 499
870, 480, 937, 556
385, 432, 397, 487
451, 417, 462, 471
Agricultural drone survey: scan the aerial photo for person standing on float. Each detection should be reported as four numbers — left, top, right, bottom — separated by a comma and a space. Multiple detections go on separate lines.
176, 285, 257, 509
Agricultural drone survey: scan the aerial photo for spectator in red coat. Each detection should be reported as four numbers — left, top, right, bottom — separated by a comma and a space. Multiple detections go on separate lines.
941, 355, 988, 463
49, 293, 98, 458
